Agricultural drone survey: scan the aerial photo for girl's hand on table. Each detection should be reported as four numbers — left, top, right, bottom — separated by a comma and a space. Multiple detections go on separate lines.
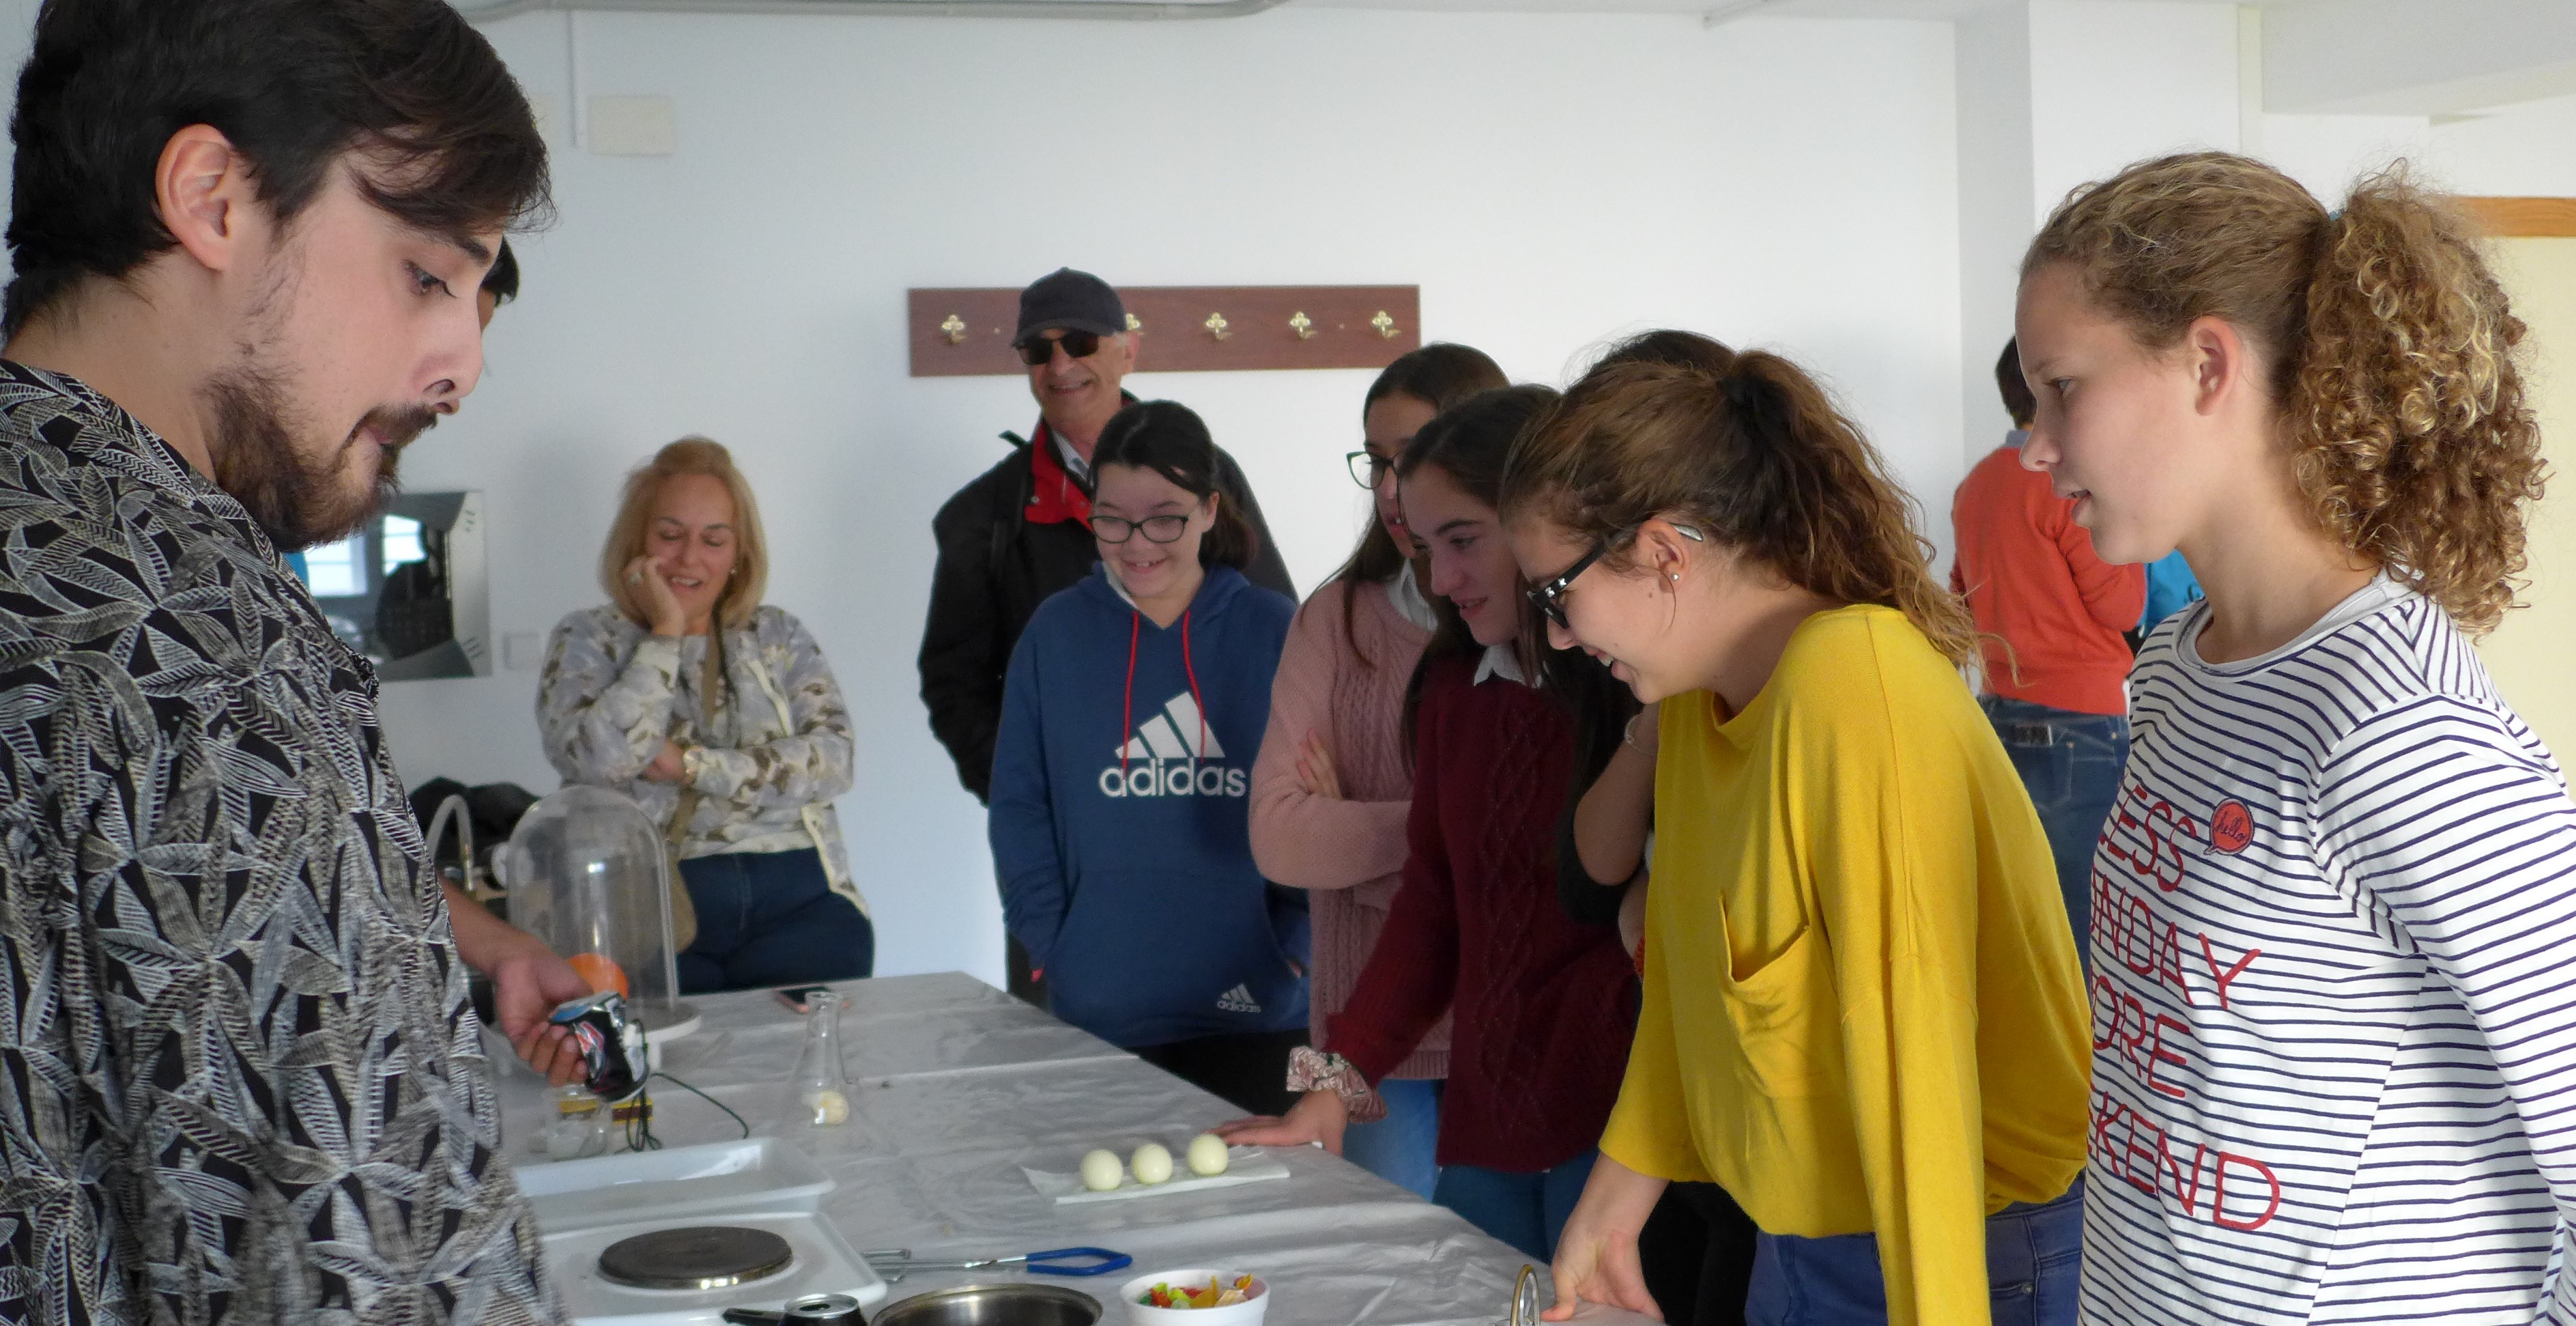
1294, 733, 1343, 801
1213, 1090, 1349, 1155
1545, 1154, 1669, 1321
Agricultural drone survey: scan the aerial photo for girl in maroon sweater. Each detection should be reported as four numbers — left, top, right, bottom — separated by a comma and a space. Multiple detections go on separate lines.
1220, 386, 1639, 1262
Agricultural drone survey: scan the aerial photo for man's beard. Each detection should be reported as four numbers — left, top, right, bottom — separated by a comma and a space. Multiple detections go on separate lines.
205, 365, 437, 552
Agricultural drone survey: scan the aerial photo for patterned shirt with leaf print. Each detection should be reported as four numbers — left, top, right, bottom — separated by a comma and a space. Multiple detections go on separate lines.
535, 605, 865, 913
0, 363, 560, 1323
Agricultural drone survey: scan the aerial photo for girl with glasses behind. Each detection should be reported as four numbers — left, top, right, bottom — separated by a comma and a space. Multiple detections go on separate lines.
1246, 343, 1506, 1199
1221, 387, 1639, 1265
988, 399, 1310, 1114
1511, 356, 2089, 1326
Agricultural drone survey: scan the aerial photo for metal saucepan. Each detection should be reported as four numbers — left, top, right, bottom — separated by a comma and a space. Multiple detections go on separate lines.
868, 1284, 1102, 1326
721, 1293, 870, 1325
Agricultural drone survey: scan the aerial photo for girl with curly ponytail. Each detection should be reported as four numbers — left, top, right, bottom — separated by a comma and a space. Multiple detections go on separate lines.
2015, 152, 2576, 1321
1511, 352, 2090, 1326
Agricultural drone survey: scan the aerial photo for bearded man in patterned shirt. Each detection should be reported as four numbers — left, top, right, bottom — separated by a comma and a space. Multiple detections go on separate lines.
0, 0, 574, 1320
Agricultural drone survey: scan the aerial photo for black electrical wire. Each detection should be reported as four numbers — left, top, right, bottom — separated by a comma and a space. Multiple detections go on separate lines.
622, 1088, 661, 1151
651, 1069, 752, 1140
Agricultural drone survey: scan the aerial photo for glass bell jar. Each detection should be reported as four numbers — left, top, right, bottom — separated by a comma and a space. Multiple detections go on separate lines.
501, 785, 699, 1045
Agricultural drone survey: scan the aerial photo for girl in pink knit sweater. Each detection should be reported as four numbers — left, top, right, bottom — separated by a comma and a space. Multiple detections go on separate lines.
1246, 343, 1505, 1198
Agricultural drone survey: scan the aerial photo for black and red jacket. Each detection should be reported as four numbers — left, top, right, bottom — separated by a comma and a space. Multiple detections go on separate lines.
917, 412, 1296, 804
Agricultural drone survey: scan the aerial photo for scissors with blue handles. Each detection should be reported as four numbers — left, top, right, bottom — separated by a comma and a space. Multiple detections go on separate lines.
861, 1247, 1132, 1281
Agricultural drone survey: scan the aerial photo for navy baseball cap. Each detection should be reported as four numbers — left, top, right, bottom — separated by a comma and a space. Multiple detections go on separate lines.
1013, 268, 1127, 347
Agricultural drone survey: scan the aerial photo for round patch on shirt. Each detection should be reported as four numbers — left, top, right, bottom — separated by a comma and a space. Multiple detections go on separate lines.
2210, 799, 2254, 854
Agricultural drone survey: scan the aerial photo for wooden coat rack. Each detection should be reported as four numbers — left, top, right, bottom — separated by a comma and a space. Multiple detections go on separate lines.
908, 284, 1421, 377
2458, 196, 2576, 237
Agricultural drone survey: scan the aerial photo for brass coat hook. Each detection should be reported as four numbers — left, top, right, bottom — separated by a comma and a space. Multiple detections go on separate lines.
939, 314, 967, 345
1288, 311, 1316, 341
1371, 311, 1399, 340
1126, 313, 1143, 333
1205, 311, 1231, 341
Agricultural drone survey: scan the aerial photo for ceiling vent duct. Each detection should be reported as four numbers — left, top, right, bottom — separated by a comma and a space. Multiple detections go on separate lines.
455, 0, 1289, 20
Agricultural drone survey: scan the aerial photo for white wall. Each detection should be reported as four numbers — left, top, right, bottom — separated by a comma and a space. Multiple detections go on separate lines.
375, 8, 1966, 985
1952, 1, 2035, 456
2026, 0, 2242, 221
2262, 91, 2576, 218
1951, 0, 2242, 459
2260, 110, 2431, 201
2426, 93, 2576, 198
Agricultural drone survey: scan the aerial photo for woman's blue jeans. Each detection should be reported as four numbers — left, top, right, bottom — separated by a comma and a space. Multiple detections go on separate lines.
1343, 1077, 1444, 1200
1982, 696, 2128, 963
1433, 1148, 1598, 1262
675, 848, 874, 993
1746, 1179, 2084, 1326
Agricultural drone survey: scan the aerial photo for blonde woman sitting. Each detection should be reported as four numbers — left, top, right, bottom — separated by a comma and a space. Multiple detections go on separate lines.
538, 438, 872, 991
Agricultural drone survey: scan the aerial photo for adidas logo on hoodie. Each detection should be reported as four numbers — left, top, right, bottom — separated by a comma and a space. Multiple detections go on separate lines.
1098, 692, 1249, 799
1216, 984, 1263, 1014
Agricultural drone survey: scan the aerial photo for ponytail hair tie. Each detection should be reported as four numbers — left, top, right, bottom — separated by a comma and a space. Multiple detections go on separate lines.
1721, 371, 1788, 442
1721, 372, 1766, 418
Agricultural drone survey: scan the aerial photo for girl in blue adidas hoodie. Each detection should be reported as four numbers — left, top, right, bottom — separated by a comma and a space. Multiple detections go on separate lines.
989, 400, 1309, 1115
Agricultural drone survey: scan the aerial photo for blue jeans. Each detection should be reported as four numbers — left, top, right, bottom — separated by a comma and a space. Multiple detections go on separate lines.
1432, 1148, 1598, 1262
1343, 1077, 1443, 1200
1746, 1179, 2083, 1326
675, 848, 874, 993
1983, 697, 2128, 967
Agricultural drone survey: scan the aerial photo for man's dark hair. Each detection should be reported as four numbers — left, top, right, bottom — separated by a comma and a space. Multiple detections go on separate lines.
483, 238, 520, 305
5, 0, 553, 336
1996, 337, 2037, 427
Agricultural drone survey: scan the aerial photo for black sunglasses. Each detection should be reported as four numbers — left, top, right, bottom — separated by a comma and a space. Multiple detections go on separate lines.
1524, 523, 1706, 629
1018, 330, 1104, 366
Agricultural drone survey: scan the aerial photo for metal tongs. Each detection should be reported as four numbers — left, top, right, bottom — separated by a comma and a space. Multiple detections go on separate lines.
861, 1246, 1133, 1283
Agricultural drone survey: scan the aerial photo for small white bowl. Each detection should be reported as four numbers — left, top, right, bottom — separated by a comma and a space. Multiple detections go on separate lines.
1119, 1268, 1269, 1326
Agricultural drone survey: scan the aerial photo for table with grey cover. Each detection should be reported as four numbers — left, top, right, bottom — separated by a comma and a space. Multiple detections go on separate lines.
496, 972, 1648, 1326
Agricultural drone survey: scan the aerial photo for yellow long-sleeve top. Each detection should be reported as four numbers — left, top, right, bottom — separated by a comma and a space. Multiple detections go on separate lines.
1601, 604, 2090, 1326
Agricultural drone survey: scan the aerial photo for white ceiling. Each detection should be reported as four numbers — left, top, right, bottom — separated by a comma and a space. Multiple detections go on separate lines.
1289, 0, 2372, 16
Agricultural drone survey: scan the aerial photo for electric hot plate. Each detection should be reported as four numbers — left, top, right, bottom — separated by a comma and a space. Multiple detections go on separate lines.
599, 1226, 797, 1291
545, 1209, 886, 1326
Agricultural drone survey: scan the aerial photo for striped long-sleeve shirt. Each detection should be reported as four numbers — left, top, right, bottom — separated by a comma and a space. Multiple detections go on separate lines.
2081, 575, 2576, 1323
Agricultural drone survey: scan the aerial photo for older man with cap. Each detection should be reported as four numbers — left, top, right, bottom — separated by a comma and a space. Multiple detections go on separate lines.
919, 268, 1295, 1004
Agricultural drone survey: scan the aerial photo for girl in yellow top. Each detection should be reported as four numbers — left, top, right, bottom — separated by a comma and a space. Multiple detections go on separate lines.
1503, 354, 2091, 1326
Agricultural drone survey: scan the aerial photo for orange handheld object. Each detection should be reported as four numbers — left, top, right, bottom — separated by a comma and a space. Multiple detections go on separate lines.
567, 951, 629, 998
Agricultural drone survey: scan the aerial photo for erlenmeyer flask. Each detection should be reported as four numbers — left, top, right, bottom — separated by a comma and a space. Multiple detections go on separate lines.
784, 990, 851, 1127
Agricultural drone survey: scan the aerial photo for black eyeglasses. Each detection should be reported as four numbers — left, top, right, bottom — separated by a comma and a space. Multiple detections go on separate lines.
1018, 330, 1104, 366
1526, 541, 1609, 630
1088, 513, 1191, 544
1346, 450, 1394, 490
1525, 522, 1706, 628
